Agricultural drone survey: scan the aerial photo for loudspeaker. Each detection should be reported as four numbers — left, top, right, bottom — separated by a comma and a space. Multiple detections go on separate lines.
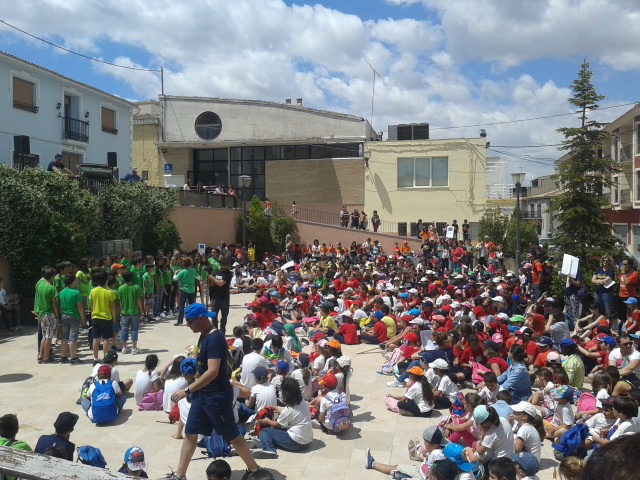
107, 152, 117, 167
13, 135, 30, 154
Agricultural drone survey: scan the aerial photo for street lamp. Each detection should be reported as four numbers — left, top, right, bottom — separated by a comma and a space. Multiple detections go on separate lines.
511, 171, 526, 271
240, 175, 252, 265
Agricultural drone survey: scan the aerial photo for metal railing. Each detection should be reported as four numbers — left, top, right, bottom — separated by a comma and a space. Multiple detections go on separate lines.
177, 189, 240, 208
12, 152, 40, 171
13, 100, 39, 113
101, 125, 118, 135
63, 116, 89, 143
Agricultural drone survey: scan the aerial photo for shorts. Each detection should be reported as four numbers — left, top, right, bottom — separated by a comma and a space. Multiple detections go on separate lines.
60, 314, 81, 342
144, 296, 154, 307
393, 464, 421, 480
92, 318, 114, 340
185, 391, 240, 442
40, 313, 58, 339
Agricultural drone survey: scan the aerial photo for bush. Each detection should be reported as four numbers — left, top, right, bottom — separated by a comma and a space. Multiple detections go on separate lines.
142, 219, 182, 255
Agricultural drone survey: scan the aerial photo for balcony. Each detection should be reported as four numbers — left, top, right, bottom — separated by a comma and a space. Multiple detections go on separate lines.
62, 116, 89, 143
12, 152, 40, 171
13, 100, 39, 113
102, 125, 118, 135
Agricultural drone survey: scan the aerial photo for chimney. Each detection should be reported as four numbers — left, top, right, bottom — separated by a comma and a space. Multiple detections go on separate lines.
285, 99, 291, 105
296, 98, 303, 106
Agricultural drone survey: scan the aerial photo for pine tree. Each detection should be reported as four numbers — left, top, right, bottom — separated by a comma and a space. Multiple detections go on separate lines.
551, 61, 620, 270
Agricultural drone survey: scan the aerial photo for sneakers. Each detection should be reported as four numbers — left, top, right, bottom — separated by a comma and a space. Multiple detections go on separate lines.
57, 357, 69, 364
387, 380, 405, 388
174, 322, 182, 326
163, 469, 186, 480
311, 419, 323, 429
93, 359, 101, 366
131, 348, 141, 355
70, 358, 81, 365
161, 313, 167, 318
252, 449, 278, 459
365, 448, 375, 469
241, 468, 263, 480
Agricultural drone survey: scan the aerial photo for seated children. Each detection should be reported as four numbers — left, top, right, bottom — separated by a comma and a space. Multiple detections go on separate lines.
134, 354, 162, 405
544, 386, 575, 442
206, 459, 231, 480
119, 447, 148, 478
83, 365, 126, 422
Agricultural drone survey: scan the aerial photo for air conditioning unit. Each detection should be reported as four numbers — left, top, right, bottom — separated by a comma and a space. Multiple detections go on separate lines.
388, 123, 430, 141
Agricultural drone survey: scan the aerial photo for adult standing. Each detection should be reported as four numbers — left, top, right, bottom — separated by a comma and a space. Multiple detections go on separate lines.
122, 167, 143, 183
529, 253, 545, 302
209, 257, 232, 335
340, 206, 350, 228
617, 259, 638, 321
371, 210, 381, 232
47, 153, 73, 175
563, 270, 583, 331
168, 304, 259, 480
462, 219, 470, 242
592, 255, 615, 315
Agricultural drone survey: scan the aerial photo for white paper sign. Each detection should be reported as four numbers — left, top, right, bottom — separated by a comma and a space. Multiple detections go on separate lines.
445, 226, 454, 239
198, 243, 206, 254
561, 254, 579, 278
420, 329, 436, 350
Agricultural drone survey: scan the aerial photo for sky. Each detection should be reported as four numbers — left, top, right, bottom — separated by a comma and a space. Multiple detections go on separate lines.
2, 0, 640, 183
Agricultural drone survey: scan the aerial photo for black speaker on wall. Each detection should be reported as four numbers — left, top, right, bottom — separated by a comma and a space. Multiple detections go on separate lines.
107, 152, 117, 167
14, 135, 30, 154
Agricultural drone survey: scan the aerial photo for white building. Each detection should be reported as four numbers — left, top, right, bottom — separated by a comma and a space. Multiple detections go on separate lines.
0, 51, 134, 175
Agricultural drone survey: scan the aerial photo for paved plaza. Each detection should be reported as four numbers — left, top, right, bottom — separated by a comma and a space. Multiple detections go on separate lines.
0, 293, 560, 479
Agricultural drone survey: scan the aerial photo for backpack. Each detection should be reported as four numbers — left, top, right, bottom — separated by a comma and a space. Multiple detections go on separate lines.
575, 391, 598, 417
449, 392, 466, 417
77, 376, 95, 405
91, 380, 118, 423
254, 406, 276, 436
328, 392, 352, 433
202, 425, 245, 458
138, 389, 164, 411
77, 445, 107, 468
552, 424, 589, 457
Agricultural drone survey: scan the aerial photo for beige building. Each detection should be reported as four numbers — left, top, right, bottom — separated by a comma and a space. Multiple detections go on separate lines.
132, 100, 162, 184
363, 137, 488, 232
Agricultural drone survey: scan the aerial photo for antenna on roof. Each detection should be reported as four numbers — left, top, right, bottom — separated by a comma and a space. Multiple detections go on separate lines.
365, 60, 381, 129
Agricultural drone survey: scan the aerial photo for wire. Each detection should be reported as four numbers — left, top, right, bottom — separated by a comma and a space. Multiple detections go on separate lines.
429, 101, 638, 130
0, 19, 161, 72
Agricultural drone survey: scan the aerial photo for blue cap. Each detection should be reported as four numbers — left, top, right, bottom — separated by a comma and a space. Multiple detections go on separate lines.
180, 358, 197, 374
184, 303, 216, 319
559, 338, 575, 348
398, 292, 409, 298
624, 297, 638, 304
408, 308, 420, 316
512, 294, 520, 301
443, 443, 474, 472
550, 385, 574, 402
252, 366, 268, 378
310, 283, 319, 289
54, 153, 63, 160
371, 310, 384, 319
599, 335, 617, 348
536, 336, 553, 346
276, 360, 289, 372
510, 452, 539, 476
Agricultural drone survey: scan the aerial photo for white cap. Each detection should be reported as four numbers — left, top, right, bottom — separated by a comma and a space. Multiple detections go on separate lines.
409, 288, 418, 294
493, 296, 504, 302
420, 277, 428, 282
451, 301, 460, 308
429, 359, 449, 370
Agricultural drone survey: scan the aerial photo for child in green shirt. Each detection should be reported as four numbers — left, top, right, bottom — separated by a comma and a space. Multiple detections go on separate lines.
58, 275, 85, 364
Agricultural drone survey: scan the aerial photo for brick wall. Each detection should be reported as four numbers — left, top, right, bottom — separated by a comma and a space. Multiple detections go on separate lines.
266, 158, 364, 205
133, 124, 161, 185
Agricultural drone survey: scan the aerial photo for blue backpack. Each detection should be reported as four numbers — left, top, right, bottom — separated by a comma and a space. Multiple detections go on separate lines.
91, 380, 118, 423
202, 425, 246, 458
77, 445, 107, 468
552, 423, 589, 457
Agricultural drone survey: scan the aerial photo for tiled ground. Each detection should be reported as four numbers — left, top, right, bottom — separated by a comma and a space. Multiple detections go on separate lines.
0, 293, 559, 479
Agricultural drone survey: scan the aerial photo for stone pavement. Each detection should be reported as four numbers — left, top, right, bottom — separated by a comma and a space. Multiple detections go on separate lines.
0, 293, 560, 479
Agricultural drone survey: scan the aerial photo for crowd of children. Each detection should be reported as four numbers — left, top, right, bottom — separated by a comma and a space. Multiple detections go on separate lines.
6, 238, 640, 480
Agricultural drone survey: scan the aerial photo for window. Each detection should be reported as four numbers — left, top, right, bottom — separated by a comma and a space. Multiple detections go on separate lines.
101, 107, 118, 134
142, 170, 149, 181
613, 175, 620, 204
195, 111, 222, 140
13, 76, 38, 113
636, 171, 640, 202
612, 133, 619, 162
397, 157, 448, 188
636, 123, 640, 156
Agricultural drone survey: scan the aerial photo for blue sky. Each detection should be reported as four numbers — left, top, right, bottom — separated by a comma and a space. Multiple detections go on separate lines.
2, 0, 639, 181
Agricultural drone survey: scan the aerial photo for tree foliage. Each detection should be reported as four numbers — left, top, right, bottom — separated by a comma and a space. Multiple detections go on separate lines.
141, 218, 182, 255
551, 61, 620, 271
99, 183, 177, 250
0, 167, 178, 296
504, 214, 540, 259
0, 165, 99, 295
477, 207, 509, 248
245, 196, 273, 257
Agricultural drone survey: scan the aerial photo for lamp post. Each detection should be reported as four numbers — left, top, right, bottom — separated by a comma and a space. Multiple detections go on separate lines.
240, 175, 252, 265
511, 171, 526, 271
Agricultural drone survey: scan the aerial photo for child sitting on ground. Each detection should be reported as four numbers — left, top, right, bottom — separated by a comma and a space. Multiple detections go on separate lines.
174, 358, 197, 440
529, 368, 556, 418
365, 426, 447, 478
206, 459, 231, 480
246, 366, 277, 422
544, 386, 575, 442
271, 359, 289, 405
134, 354, 162, 405
384, 366, 435, 417
118, 447, 148, 478
478, 372, 499, 405
445, 393, 484, 448
84, 364, 126, 421
316, 372, 347, 432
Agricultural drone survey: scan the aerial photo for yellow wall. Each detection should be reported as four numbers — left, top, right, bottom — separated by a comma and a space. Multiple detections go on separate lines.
132, 123, 161, 186
363, 138, 487, 225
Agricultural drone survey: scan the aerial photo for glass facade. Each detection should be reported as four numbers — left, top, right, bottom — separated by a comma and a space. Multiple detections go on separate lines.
192, 142, 361, 200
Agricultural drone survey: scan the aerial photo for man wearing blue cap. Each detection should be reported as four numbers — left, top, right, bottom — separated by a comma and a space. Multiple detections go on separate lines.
47, 153, 73, 175
167, 303, 259, 480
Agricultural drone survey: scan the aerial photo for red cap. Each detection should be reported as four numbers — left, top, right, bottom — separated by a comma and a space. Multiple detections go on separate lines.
97, 364, 112, 378
320, 372, 337, 387
403, 332, 419, 343
311, 332, 325, 342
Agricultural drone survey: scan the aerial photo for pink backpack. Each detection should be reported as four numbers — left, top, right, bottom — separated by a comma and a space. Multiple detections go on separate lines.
576, 391, 597, 414
138, 389, 164, 411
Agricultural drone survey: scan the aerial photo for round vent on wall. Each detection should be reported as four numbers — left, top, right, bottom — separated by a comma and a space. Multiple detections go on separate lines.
194, 111, 222, 140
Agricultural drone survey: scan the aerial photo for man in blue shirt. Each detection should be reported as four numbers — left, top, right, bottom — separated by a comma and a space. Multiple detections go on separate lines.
122, 167, 143, 183
34, 412, 78, 461
47, 154, 73, 175
166, 303, 260, 480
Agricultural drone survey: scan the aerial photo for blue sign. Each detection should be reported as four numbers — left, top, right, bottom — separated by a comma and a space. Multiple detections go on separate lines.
164, 164, 173, 173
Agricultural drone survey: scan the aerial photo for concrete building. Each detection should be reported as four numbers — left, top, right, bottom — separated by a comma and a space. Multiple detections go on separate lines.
134, 95, 378, 210
0, 51, 134, 174
601, 103, 640, 256
363, 137, 488, 233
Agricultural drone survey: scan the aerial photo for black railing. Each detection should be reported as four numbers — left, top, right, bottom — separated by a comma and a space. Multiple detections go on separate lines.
12, 152, 40, 171
63, 116, 89, 143
177, 190, 240, 208
13, 100, 39, 113
102, 125, 118, 135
